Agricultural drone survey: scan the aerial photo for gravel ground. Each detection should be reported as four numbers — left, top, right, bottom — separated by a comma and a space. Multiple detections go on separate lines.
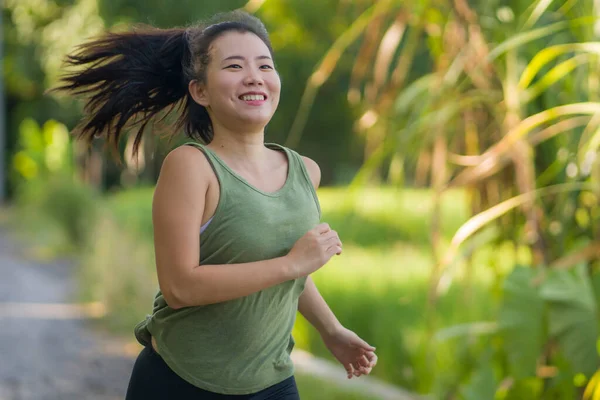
0, 228, 136, 400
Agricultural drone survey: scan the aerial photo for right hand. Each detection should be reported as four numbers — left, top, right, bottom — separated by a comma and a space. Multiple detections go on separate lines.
286, 223, 342, 278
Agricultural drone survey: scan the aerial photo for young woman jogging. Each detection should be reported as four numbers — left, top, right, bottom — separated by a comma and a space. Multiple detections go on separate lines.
56, 10, 377, 399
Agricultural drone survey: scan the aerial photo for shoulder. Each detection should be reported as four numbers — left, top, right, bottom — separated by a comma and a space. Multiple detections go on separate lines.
300, 155, 321, 189
272, 143, 321, 189
157, 144, 213, 190
162, 144, 211, 172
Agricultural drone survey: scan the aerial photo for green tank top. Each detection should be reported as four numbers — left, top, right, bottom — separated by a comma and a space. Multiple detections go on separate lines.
134, 142, 321, 394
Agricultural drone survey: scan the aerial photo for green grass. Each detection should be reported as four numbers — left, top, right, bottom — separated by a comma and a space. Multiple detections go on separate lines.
317, 187, 468, 248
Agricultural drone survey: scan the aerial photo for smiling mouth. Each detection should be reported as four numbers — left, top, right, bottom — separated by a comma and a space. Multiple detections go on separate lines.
239, 94, 266, 101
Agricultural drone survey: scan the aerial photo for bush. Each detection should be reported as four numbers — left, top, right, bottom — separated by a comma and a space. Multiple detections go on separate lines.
79, 214, 158, 333
12, 175, 100, 253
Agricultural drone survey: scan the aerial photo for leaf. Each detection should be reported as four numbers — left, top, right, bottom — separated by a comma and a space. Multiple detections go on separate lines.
373, 17, 406, 95
461, 347, 497, 400
520, 43, 600, 89
394, 75, 436, 114
523, 0, 555, 29
584, 369, 600, 400
540, 265, 600, 376
488, 20, 570, 61
499, 267, 546, 378
441, 183, 597, 268
462, 366, 496, 400
348, 15, 385, 104
401, 91, 500, 146
487, 17, 600, 61
434, 321, 498, 343
447, 116, 588, 173
242, 0, 267, 13
579, 113, 600, 162
550, 242, 600, 270
450, 103, 600, 188
530, 116, 590, 146
592, 271, 600, 314
521, 54, 589, 103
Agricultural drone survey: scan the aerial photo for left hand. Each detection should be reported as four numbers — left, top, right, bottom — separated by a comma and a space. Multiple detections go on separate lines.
322, 326, 378, 379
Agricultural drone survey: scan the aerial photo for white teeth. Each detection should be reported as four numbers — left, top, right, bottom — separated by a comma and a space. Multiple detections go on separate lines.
241, 94, 265, 101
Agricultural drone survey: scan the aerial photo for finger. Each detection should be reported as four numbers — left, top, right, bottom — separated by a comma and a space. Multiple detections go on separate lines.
320, 230, 340, 241
357, 338, 376, 352
366, 352, 378, 367
354, 357, 370, 375
323, 238, 342, 248
358, 355, 370, 368
345, 363, 354, 379
356, 365, 372, 376
322, 234, 341, 245
327, 245, 343, 257
359, 355, 372, 375
352, 364, 366, 376
315, 223, 331, 234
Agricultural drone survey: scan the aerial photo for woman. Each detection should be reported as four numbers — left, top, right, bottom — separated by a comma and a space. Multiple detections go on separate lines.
56, 10, 377, 399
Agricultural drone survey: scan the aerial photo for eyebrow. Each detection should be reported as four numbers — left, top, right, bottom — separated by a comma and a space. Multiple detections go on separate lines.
222, 55, 273, 62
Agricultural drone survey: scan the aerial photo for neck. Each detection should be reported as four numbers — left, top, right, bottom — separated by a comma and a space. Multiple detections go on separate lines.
208, 123, 267, 165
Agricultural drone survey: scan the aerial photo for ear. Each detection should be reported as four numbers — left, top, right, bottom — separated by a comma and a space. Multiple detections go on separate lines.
188, 80, 209, 107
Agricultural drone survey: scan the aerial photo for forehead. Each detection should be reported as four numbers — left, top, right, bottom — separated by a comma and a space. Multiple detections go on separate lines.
209, 31, 272, 60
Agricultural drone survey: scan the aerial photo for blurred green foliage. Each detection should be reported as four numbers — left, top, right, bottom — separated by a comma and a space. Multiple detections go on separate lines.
10, 117, 98, 250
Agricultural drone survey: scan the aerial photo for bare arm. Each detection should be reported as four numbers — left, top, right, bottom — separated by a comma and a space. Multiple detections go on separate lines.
153, 146, 295, 309
297, 156, 342, 336
298, 276, 342, 336
297, 156, 377, 379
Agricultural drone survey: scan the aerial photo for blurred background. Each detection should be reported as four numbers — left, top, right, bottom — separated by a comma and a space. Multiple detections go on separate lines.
2, 0, 600, 399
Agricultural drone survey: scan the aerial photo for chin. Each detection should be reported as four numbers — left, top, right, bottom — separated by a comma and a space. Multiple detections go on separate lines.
238, 114, 273, 129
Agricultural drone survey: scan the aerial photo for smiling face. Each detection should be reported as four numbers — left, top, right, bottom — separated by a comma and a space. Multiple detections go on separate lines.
190, 31, 281, 134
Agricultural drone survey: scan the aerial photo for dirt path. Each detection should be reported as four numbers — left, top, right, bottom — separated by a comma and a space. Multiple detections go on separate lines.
0, 227, 135, 400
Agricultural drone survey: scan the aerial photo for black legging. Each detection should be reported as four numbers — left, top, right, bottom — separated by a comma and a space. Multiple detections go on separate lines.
126, 346, 301, 400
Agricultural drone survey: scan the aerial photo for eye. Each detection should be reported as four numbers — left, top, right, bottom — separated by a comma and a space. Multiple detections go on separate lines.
225, 64, 242, 69
260, 65, 274, 70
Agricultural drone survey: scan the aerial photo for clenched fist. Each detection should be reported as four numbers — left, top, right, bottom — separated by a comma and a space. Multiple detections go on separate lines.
285, 223, 342, 279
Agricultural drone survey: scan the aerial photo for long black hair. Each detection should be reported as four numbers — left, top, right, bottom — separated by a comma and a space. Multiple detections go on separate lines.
52, 10, 274, 157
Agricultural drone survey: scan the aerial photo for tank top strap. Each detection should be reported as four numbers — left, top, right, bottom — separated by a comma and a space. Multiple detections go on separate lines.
183, 141, 237, 192
267, 143, 322, 219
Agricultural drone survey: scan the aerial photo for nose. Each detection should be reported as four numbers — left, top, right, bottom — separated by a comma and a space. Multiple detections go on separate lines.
243, 68, 264, 86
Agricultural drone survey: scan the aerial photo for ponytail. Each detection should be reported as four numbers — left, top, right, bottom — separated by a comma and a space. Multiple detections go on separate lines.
53, 11, 273, 158
53, 26, 196, 157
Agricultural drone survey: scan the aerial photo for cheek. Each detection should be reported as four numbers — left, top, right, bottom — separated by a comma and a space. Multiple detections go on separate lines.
268, 77, 282, 103
209, 75, 238, 100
